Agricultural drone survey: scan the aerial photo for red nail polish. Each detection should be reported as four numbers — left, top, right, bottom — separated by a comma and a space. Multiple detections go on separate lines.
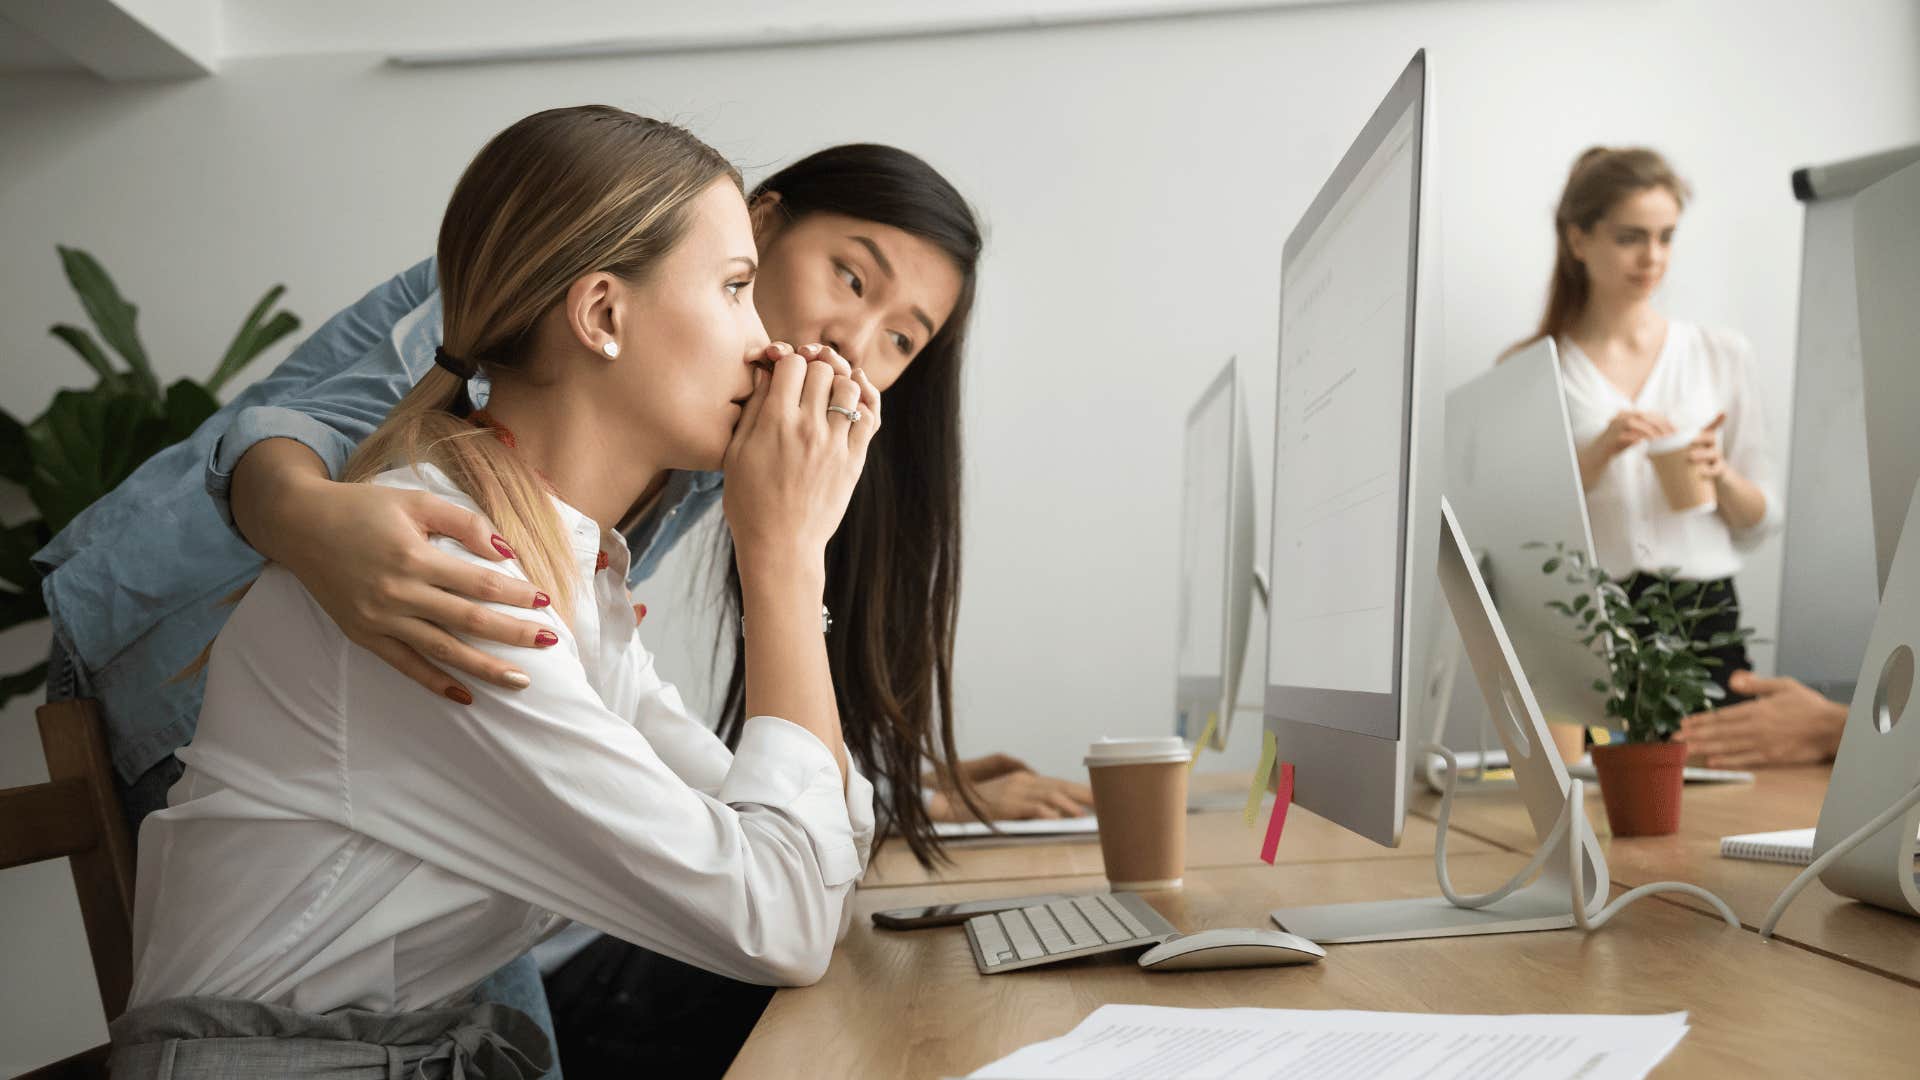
634, 603, 648, 625
535, 630, 558, 647
491, 534, 515, 559
446, 686, 474, 706
532, 591, 551, 609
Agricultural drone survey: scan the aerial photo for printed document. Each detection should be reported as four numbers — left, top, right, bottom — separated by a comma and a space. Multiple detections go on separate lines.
968, 1004, 1688, 1080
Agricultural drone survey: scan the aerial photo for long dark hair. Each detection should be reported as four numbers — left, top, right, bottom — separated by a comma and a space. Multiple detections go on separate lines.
1504, 146, 1690, 358
712, 144, 983, 867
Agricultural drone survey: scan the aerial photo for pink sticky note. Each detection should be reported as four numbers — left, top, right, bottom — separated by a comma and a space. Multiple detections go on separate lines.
1259, 762, 1295, 865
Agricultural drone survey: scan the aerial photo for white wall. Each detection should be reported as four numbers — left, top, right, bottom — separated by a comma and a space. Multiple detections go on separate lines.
3, 0, 1918, 1068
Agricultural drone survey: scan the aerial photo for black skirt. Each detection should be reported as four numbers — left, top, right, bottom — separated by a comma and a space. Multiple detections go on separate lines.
543, 936, 772, 1080
1618, 573, 1751, 707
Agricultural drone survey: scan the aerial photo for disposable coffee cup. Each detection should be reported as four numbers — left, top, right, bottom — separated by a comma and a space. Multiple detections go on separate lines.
1084, 736, 1190, 891
1646, 430, 1717, 514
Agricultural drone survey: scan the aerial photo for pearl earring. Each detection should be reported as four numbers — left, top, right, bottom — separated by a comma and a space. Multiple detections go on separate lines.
602, 341, 620, 358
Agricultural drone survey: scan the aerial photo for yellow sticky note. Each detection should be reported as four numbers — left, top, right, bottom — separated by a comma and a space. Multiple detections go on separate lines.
1188, 712, 1218, 773
1245, 730, 1278, 827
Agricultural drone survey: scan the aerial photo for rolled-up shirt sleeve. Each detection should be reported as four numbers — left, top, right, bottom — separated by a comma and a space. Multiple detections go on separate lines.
206, 406, 359, 530
205, 260, 440, 535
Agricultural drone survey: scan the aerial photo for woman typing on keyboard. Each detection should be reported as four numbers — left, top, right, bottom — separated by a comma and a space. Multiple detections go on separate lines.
112, 107, 876, 1078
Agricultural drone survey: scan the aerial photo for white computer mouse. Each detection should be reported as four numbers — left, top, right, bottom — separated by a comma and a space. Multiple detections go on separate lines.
1136, 928, 1327, 971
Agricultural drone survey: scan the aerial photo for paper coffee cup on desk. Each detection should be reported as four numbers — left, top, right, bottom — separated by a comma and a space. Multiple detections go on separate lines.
1084, 736, 1190, 891
1646, 429, 1717, 514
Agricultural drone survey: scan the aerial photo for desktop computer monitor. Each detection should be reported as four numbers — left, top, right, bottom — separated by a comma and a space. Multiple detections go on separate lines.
1175, 358, 1257, 754
1443, 339, 1608, 733
1810, 154, 1920, 920
1258, 53, 1618, 944
1262, 49, 1442, 848
1774, 147, 1920, 698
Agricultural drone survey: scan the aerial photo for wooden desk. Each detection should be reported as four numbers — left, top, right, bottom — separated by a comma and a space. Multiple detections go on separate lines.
728, 855, 1918, 1078
863, 804, 1498, 889
1407, 764, 1920, 986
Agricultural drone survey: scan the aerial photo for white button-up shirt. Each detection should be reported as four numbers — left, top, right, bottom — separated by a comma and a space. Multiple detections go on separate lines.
128, 464, 874, 1015
1559, 321, 1783, 581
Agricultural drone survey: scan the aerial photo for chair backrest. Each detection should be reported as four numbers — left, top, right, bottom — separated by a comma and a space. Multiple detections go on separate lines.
1, 699, 136, 1079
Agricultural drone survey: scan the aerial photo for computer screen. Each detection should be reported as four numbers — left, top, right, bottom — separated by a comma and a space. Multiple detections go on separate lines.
1175, 359, 1253, 752
1265, 95, 1420, 740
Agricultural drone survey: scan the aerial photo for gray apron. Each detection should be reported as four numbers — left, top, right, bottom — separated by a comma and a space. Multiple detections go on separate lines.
108, 996, 553, 1079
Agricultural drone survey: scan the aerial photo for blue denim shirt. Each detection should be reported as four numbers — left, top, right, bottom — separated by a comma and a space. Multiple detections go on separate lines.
34, 258, 724, 783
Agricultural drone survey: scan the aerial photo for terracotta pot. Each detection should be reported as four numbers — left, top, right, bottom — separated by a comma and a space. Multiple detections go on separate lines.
1589, 740, 1688, 837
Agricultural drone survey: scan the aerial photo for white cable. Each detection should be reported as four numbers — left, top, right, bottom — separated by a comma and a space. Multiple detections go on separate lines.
1563, 778, 1739, 930
1427, 744, 1572, 909
1757, 781, 1920, 940
1422, 743, 1738, 930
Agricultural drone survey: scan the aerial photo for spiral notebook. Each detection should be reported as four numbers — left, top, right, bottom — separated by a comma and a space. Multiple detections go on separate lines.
1720, 825, 1920, 866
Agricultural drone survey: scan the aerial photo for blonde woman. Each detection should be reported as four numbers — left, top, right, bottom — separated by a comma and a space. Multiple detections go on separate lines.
114, 107, 876, 1077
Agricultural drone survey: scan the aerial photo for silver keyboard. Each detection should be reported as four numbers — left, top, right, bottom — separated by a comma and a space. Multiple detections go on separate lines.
965, 892, 1177, 974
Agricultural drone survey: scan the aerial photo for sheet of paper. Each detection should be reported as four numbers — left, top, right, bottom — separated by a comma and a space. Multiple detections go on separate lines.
968, 1004, 1689, 1080
933, 815, 1099, 839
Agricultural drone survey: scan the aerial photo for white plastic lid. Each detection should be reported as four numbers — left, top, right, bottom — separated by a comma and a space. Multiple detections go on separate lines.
1084, 735, 1192, 767
1645, 430, 1696, 455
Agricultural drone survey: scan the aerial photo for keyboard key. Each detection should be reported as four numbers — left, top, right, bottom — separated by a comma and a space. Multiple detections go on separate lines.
1076, 896, 1132, 943
970, 914, 1013, 966
1026, 905, 1073, 953
1102, 894, 1152, 939
1048, 900, 1103, 948
1001, 911, 1045, 960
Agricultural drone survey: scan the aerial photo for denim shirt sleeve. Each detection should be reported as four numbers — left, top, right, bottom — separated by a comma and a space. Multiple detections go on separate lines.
206, 269, 444, 536
256, 258, 436, 395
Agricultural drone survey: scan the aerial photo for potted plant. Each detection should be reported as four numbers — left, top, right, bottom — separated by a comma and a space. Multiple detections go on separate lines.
1529, 542, 1754, 837
0, 247, 299, 708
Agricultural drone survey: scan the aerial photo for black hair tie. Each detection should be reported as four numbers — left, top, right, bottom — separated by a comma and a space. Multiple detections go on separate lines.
433, 346, 471, 379
434, 346, 476, 416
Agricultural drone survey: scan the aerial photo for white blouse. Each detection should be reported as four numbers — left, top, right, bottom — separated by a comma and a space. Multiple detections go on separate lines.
128, 463, 874, 1015
1558, 321, 1783, 581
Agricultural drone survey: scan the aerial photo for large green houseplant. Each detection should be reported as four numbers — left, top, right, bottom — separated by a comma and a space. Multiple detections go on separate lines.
1532, 541, 1754, 836
0, 247, 299, 708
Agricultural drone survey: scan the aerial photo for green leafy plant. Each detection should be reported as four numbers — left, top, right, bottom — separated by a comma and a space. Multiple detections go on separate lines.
1529, 541, 1754, 745
0, 246, 299, 708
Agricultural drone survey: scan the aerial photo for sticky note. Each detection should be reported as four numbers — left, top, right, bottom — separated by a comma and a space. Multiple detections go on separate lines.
1259, 762, 1295, 864
1188, 712, 1218, 773
1244, 730, 1277, 827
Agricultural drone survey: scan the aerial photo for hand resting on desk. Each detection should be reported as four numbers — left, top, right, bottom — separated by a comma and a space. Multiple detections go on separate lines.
927, 753, 1096, 821
1679, 670, 1847, 768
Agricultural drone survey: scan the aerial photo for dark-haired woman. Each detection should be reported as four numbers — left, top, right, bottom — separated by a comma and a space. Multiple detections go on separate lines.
1506, 146, 1781, 712
40, 142, 1088, 1077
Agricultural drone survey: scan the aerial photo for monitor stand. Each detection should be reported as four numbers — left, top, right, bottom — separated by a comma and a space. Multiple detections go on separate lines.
1812, 477, 1920, 921
1272, 497, 1611, 943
